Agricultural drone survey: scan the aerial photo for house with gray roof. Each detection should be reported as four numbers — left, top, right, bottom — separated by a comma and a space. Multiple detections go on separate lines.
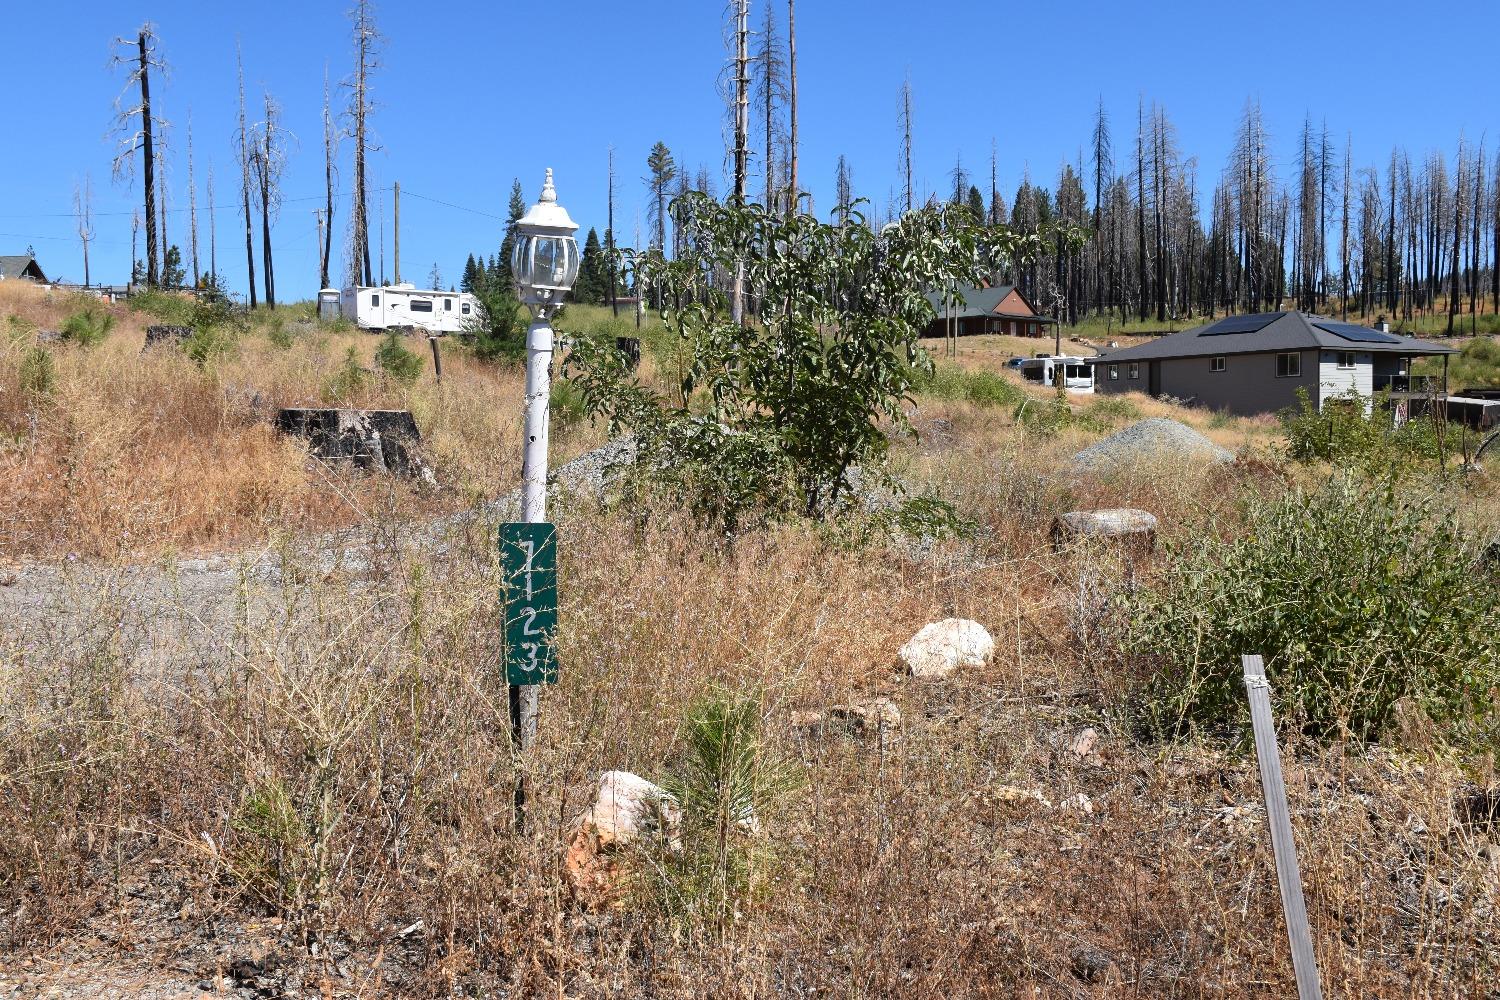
0, 253, 49, 284
1088, 311, 1456, 416
923, 284, 1055, 339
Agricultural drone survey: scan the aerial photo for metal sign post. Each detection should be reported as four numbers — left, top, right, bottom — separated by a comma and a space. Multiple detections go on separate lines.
1242, 654, 1324, 1000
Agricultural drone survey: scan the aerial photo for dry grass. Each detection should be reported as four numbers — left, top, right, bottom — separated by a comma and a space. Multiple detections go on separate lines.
0, 282, 582, 561
1, 281, 1497, 997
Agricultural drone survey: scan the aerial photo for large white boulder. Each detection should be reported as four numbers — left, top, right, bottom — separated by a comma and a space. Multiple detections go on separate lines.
565, 770, 681, 908
899, 618, 994, 679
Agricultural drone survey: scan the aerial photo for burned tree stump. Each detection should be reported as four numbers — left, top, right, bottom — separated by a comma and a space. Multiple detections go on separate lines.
1051, 508, 1158, 554
143, 325, 193, 351
275, 407, 434, 481
615, 336, 641, 371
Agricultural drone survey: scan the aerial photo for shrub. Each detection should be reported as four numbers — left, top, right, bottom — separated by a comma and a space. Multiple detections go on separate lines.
910, 364, 1025, 409
466, 285, 527, 364
128, 288, 194, 324
638, 691, 795, 933
184, 325, 235, 366
60, 305, 114, 347
1127, 474, 1500, 744
1280, 388, 1440, 470
266, 319, 295, 350
1091, 396, 1142, 425
19, 347, 55, 397
375, 331, 423, 386
323, 347, 369, 403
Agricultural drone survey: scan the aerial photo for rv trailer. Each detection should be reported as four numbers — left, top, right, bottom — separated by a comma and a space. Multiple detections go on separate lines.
331, 283, 480, 333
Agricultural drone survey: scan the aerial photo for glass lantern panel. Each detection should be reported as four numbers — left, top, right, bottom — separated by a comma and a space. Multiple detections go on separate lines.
510, 235, 532, 285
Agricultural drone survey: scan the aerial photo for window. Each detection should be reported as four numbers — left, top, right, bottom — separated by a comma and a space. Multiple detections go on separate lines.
409, 299, 434, 314
1336, 351, 1355, 369
444, 298, 453, 311
1128, 362, 1140, 379
1109, 365, 1119, 381
370, 294, 380, 306
461, 303, 471, 315
1277, 352, 1302, 378
1210, 356, 1225, 372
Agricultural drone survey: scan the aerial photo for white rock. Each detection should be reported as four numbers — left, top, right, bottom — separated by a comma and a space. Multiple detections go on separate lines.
584, 770, 680, 847
899, 618, 994, 679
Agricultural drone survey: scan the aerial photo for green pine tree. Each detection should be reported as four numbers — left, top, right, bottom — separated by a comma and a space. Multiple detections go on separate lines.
572, 227, 605, 304
461, 253, 479, 292
498, 179, 525, 289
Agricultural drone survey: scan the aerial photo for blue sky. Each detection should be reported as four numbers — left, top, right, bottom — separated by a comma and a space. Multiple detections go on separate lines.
3, 0, 1497, 301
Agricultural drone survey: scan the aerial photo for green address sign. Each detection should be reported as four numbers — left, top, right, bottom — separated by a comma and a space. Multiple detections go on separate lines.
499, 522, 559, 685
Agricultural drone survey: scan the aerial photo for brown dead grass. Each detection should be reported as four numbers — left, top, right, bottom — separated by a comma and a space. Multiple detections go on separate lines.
0, 282, 568, 561
2, 281, 1497, 997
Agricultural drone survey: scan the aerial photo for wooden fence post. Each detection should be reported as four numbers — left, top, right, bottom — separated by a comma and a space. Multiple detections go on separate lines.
1242, 654, 1324, 1000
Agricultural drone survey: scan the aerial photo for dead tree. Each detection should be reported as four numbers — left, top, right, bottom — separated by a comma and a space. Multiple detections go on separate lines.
206, 162, 217, 283
787, 0, 798, 212
753, 0, 787, 212
187, 114, 200, 287
251, 91, 294, 309
321, 68, 338, 291
236, 46, 256, 308
899, 75, 914, 214
74, 175, 94, 287
111, 24, 168, 287
1339, 133, 1351, 318
730, 0, 749, 325
346, 0, 380, 287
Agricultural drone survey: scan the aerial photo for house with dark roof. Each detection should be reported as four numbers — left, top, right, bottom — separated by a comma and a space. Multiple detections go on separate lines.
1088, 311, 1456, 417
0, 253, 49, 284
923, 284, 1055, 339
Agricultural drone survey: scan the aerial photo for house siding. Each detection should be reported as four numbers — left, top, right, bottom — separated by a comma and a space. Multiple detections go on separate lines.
1317, 350, 1373, 408
1096, 350, 1319, 416
995, 290, 1033, 317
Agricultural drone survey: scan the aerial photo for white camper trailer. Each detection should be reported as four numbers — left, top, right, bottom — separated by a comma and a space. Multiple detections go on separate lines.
1019, 355, 1095, 393
337, 283, 479, 334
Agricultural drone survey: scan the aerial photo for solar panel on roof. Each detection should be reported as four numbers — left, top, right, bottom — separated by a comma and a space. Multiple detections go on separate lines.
1197, 312, 1285, 336
1312, 321, 1402, 344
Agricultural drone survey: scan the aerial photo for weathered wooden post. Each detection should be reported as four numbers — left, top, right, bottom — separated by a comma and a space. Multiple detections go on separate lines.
504, 169, 580, 829
1241, 654, 1324, 1000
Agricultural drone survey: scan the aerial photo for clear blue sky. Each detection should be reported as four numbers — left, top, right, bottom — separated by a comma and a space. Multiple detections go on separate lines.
3, 0, 1496, 301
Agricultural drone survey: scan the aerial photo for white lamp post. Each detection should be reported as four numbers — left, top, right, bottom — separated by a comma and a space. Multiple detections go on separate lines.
512, 167, 580, 523
507, 168, 579, 819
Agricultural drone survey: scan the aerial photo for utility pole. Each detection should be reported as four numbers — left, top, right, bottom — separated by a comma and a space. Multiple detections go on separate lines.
393, 180, 401, 285
608, 145, 618, 317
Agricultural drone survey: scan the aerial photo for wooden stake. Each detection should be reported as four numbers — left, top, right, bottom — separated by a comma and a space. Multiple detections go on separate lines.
1241, 654, 1324, 1000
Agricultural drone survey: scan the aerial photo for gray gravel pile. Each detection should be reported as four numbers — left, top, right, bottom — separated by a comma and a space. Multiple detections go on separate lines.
1072, 417, 1234, 474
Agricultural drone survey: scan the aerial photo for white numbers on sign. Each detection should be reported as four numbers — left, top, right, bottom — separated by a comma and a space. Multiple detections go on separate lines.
518, 539, 536, 599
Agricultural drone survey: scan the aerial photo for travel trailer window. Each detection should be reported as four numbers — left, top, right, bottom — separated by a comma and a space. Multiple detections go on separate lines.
461, 303, 471, 315
370, 293, 380, 306
1210, 356, 1225, 372
444, 298, 452, 311
410, 299, 434, 313
1276, 352, 1301, 378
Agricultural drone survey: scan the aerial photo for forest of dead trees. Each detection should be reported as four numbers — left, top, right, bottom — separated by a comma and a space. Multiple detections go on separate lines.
100, 3, 1498, 334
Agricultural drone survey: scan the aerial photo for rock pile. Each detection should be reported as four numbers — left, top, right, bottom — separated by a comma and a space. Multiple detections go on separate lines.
1072, 417, 1233, 474
564, 771, 680, 909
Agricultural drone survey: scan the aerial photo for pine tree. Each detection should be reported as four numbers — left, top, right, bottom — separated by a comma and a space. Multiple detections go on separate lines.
461, 253, 478, 292
645, 141, 677, 252
498, 179, 525, 289
573, 227, 605, 304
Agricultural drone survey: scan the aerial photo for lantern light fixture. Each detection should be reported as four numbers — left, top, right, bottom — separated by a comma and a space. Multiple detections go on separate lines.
510, 168, 580, 318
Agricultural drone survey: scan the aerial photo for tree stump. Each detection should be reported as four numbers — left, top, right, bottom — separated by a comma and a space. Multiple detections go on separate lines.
1051, 508, 1158, 554
143, 325, 193, 351
275, 407, 433, 481
615, 336, 641, 371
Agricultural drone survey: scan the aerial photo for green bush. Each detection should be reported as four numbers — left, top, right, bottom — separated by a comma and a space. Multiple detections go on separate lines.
637, 691, 795, 933
60, 305, 115, 347
184, 326, 235, 367
466, 286, 527, 364
375, 331, 423, 386
323, 348, 369, 403
266, 318, 294, 350
910, 364, 1025, 408
128, 288, 194, 324
1128, 475, 1500, 744
19, 347, 55, 397
1280, 388, 1441, 470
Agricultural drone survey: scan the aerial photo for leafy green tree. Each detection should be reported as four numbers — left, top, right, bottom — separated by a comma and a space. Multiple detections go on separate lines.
566, 195, 1042, 531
